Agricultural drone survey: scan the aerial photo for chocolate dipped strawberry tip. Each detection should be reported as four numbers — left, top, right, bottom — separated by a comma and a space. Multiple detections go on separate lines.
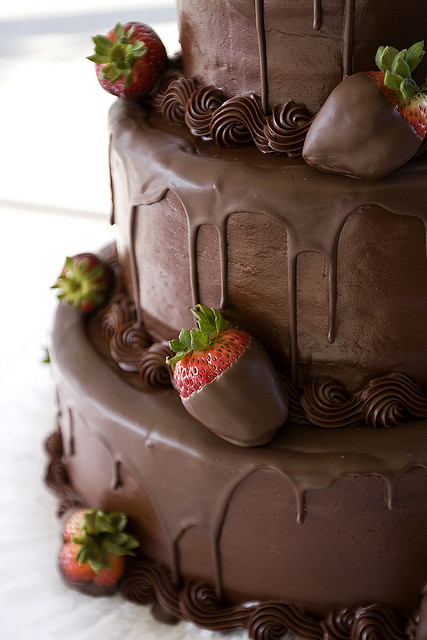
52, 253, 113, 314
303, 40, 427, 180
167, 305, 289, 448
88, 22, 167, 98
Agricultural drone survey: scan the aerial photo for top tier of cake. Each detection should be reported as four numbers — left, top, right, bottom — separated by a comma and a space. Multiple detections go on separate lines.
177, 0, 427, 113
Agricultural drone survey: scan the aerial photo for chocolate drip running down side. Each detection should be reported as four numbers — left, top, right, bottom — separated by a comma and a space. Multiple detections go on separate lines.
44, 427, 422, 639
255, 0, 354, 106
109, 99, 427, 391
313, 0, 322, 30
343, 0, 356, 77
176, 0, 427, 114
255, 0, 269, 114
50, 300, 427, 626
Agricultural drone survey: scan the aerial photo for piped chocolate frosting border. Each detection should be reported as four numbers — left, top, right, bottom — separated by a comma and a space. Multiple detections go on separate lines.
99, 279, 427, 431
44, 428, 422, 640
151, 70, 312, 156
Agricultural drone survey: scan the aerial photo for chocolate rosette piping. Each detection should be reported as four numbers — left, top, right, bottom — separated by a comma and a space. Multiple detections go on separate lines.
280, 374, 305, 422
247, 603, 322, 640
109, 321, 152, 373
359, 372, 427, 428
151, 68, 182, 112
321, 608, 355, 639
121, 559, 180, 618
139, 342, 173, 389
179, 582, 248, 631
152, 73, 313, 154
44, 429, 82, 516
350, 604, 409, 639
210, 94, 266, 148
185, 85, 227, 137
56, 489, 83, 518
161, 76, 200, 125
301, 379, 363, 428
101, 293, 136, 341
265, 101, 312, 155
44, 428, 63, 458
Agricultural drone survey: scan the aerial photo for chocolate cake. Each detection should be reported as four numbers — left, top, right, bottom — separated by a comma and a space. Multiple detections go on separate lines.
46, 2, 427, 639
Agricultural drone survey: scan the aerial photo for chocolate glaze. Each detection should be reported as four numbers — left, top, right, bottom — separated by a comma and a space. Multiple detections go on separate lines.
47, 4, 427, 638
109, 99, 427, 395
50, 301, 427, 634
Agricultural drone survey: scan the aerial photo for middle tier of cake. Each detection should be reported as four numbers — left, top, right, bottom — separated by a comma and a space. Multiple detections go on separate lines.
109, 99, 427, 402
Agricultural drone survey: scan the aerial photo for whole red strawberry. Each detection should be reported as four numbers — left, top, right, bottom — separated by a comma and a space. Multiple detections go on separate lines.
166, 305, 288, 447
52, 253, 113, 313
59, 541, 95, 584
87, 22, 167, 98
59, 509, 139, 593
62, 507, 87, 542
303, 41, 427, 179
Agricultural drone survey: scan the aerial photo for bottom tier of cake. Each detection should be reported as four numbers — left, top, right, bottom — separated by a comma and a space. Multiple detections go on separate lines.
46, 300, 427, 640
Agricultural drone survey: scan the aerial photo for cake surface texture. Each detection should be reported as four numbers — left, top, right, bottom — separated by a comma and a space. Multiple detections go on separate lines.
47, 2, 427, 639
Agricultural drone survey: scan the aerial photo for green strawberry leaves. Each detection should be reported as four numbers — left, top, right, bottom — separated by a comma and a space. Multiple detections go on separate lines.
87, 22, 148, 88
375, 41, 425, 101
51, 254, 112, 312
191, 305, 227, 335
72, 509, 139, 574
166, 305, 229, 369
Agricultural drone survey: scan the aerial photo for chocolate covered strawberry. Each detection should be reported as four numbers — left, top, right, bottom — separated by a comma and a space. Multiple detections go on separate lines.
88, 22, 167, 98
303, 41, 427, 179
52, 253, 113, 313
59, 508, 139, 592
166, 305, 288, 447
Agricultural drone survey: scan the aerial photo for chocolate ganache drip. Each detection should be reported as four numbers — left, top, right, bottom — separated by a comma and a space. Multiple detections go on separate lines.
154, 74, 312, 155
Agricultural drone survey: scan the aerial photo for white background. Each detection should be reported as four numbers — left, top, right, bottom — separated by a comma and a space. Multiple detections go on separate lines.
0, 2, 295, 638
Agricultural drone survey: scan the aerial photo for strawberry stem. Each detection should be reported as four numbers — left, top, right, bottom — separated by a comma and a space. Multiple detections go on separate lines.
87, 23, 148, 88
375, 41, 425, 100
166, 305, 228, 369
72, 509, 139, 574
